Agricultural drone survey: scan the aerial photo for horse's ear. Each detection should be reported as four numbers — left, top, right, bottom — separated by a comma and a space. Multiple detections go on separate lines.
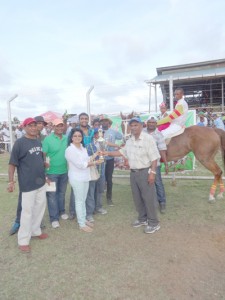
120, 112, 124, 120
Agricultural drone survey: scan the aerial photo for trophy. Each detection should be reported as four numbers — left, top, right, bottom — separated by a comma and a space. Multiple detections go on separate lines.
97, 128, 107, 161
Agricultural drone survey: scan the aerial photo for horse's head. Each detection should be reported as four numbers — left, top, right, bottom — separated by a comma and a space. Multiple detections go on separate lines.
120, 111, 135, 140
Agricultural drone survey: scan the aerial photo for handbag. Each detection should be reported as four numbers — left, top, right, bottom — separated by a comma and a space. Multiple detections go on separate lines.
90, 164, 100, 181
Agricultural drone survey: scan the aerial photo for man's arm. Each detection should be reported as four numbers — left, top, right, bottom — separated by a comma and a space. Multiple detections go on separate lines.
148, 159, 157, 185
157, 104, 184, 126
8, 164, 16, 192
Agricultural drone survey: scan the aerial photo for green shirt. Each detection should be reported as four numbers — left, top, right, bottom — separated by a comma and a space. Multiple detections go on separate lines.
42, 133, 68, 174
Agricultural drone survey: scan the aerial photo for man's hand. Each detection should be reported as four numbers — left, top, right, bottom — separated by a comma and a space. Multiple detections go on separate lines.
46, 177, 51, 185
148, 173, 155, 185
7, 182, 15, 192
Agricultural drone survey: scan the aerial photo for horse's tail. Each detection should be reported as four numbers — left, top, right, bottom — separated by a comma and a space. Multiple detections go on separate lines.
214, 128, 225, 172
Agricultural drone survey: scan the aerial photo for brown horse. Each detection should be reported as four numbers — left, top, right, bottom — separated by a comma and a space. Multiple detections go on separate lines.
166, 126, 225, 201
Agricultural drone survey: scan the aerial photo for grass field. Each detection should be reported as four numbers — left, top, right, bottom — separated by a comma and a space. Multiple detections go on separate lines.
1, 153, 225, 300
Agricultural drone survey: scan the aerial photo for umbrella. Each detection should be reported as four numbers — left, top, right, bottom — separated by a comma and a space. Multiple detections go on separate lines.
40, 111, 62, 122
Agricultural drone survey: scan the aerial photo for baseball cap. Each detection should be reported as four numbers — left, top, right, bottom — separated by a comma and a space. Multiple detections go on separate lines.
23, 118, 37, 127
129, 116, 142, 125
34, 116, 47, 125
52, 119, 64, 126
99, 114, 111, 122
147, 115, 157, 122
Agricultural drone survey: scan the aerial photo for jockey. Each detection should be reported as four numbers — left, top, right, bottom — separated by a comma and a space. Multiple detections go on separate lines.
157, 88, 188, 139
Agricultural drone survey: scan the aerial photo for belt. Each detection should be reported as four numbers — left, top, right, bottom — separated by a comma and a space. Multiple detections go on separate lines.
130, 167, 149, 173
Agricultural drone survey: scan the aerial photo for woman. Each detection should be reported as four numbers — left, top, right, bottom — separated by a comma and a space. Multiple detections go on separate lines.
158, 102, 170, 132
65, 128, 99, 233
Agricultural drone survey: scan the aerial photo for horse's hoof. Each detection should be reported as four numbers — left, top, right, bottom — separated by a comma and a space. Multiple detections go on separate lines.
208, 195, 216, 203
217, 193, 224, 199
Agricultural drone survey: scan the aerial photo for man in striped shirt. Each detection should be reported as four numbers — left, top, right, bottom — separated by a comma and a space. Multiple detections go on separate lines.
157, 88, 188, 139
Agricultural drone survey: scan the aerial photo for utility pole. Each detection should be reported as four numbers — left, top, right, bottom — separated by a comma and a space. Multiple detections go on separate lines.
86, 86, 94, 124
7, 94, 18, 151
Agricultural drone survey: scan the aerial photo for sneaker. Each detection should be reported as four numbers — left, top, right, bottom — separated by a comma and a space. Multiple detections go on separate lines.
159, 203, 166, 214
96, 208, 108, 215
9, 222, 20, 235
40, 222, 46, 229
61, 213, 69, 220
19, 245, 31, 253
87, 216, 95, 223
107, 200, 114, 207
69, 214, 75, 220
80, 226, 93, 233
144, 224, 160, 234
52, 221, 60, 228
132, 220, 148, 228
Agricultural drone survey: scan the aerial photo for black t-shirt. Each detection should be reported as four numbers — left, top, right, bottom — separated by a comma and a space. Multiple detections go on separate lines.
9, 136, 46, 192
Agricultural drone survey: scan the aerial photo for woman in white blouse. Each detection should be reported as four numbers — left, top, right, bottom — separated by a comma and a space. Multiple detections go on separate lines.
65, 128, 99, 233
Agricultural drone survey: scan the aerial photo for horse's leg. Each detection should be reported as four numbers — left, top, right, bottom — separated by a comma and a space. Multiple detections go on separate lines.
197, 158, 222, 202
217, 178, 225, 199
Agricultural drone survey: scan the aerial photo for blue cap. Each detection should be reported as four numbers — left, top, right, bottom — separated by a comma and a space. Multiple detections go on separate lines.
129, 117, 142, 125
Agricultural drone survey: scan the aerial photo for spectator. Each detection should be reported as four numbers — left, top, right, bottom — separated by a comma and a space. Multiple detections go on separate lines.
144, 116, 168, 213
86, 128, 107, 221
68, 112, 94, 219
212, 113, 224, 130
104, 117, 160, 234
100, 115, 123, 206
8, 117, 48, 253
196, 112, 206, 127
9, 115, 48, 235
65, 128, 101, 232
42, 119, 68, 228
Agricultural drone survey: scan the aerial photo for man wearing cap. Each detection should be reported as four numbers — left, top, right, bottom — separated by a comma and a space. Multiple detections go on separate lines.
196, 112, 206, 127
212, 113, 224, 130
34, 116, 48, 140
42, 119, 68, 228
157, 88, 188, 139
144, 116, 168, 213
8, 118, 48, 253
9, 115, 48, 235
104, 116, 161, 234
100, 115, 123, 206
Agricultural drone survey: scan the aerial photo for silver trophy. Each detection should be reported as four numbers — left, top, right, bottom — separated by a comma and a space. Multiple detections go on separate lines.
97, 128, 107, 160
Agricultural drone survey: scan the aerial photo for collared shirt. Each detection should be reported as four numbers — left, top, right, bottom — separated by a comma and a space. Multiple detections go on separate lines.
119, 131, 160, 169
143, 128, 166, 166
214, 117, 224, 130
104, 128, 123, 160
42, 133, 68, 174
65, 143, 91, 182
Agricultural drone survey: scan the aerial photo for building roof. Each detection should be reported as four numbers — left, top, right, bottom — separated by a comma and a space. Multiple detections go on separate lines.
148, 58, 225, 84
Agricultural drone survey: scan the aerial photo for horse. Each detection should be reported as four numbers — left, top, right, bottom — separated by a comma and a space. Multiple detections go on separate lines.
120, 111, 135, 140
166, 126, 225, 201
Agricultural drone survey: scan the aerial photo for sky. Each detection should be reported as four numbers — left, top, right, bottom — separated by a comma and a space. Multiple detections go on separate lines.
0, 0, 225, 122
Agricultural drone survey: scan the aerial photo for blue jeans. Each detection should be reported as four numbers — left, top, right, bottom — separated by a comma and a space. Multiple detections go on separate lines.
95, 175, 105, 210
155, 166, 166, 204
69, 187, 75, 216
71, 180, 89, 227
46, 173, 68, 222
86, 180, 96, 218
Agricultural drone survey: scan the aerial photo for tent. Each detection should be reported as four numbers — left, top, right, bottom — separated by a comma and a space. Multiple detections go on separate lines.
40, 111, 62, 122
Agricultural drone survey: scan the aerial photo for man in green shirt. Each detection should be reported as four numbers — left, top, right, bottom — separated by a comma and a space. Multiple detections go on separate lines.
42, 119, 68, 229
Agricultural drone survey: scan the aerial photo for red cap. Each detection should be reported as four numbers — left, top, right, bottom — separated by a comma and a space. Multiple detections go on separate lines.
22, 118, 37, 127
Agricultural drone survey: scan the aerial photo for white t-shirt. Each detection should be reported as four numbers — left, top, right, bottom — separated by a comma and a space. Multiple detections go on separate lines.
65, 143, 91, 182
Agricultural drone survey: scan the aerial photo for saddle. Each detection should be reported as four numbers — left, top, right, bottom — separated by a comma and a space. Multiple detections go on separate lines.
165, 127, 185, 145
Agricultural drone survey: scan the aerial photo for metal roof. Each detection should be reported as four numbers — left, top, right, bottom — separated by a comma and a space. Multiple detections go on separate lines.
149, 65, 225, 84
